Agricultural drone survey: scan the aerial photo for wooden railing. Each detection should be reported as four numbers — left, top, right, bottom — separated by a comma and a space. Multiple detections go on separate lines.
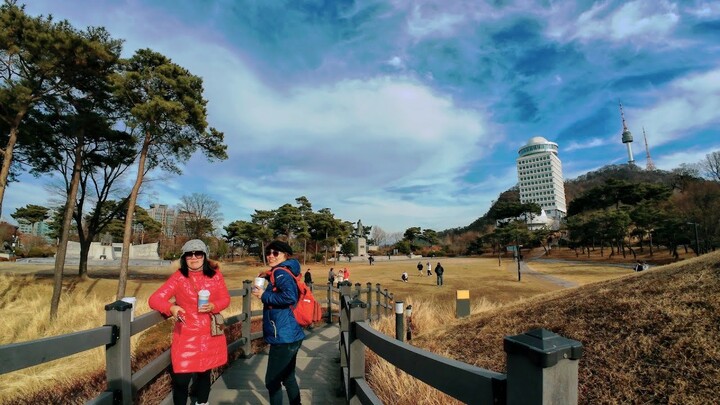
0, 279, 392, 404
0, 279, 582, 405
336, 282, 584, 405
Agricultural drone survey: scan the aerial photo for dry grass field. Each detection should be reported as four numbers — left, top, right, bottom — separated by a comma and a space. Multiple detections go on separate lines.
395, 250, 720, 405
0, 249, 712, 404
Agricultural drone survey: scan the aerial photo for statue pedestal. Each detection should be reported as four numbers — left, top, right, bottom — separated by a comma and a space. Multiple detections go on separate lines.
356, 237, 367, 257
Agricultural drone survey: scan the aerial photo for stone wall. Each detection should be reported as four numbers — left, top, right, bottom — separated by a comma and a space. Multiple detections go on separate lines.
65, 241, 160, 260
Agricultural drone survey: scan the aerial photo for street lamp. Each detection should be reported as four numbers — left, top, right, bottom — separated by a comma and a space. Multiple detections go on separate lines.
686, 222, 700, 256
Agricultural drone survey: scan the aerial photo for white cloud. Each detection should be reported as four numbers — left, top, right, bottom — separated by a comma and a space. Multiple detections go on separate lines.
387, 56, 405, 69
684, 1, 720, 18
634, 68, 720, 145
653, 147, 720, 171
564, 137, 611, 151
573, 0, 679, 43
406, 4, 466, 39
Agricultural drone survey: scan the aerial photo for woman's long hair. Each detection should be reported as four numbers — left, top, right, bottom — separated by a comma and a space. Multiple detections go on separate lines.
179, 255, 218, 278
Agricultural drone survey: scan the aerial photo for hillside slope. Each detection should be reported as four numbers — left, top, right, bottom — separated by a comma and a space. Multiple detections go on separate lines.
427, 251, 720, 404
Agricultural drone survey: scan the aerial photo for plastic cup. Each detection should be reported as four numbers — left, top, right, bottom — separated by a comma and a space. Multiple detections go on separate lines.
121, 297, 136, 322
198, 289, 210, 308
254, 277, 266, 289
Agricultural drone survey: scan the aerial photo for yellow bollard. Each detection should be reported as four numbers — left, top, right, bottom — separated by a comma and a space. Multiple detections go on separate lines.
456, 290, 470, 318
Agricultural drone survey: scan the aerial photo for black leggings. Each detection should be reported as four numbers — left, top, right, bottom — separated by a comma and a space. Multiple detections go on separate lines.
172, 369, 211, 405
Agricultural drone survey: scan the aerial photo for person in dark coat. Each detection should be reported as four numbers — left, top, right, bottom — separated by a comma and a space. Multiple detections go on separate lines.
304, 268, 313, 284
434, 262, 444, 286
252, 240, 305, 405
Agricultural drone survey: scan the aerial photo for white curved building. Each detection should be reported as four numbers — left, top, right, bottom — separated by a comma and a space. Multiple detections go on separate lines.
517, 137, 567, 226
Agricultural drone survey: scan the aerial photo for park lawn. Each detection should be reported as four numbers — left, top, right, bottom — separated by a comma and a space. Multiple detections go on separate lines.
525, 261, 631, 285
222, 256, 568, 305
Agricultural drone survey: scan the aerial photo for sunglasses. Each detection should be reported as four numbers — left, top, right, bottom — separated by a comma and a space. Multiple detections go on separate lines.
265, 250, 283, 257
184, 251, 205, 259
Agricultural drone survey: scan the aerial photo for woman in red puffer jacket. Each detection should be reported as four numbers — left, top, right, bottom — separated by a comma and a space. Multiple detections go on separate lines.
149, 239, 230, 405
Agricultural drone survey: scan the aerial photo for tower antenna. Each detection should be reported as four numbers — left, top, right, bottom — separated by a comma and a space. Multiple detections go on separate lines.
643, 127, 655, 171
619, 102, 635, 165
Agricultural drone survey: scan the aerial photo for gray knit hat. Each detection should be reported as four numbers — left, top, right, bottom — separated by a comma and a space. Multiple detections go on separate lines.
181, 239, 208, 256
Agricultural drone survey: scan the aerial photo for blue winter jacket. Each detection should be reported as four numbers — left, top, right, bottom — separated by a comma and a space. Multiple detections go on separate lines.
260, 258, 306, 344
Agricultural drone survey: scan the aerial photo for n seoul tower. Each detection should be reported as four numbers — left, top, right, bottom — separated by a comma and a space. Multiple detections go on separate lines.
619, 102, 635, 165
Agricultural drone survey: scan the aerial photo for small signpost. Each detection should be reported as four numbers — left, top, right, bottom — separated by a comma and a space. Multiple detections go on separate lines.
456, 290, 470, 318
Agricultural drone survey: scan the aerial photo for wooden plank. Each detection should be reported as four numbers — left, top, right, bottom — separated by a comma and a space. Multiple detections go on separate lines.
0, 326, 113, 374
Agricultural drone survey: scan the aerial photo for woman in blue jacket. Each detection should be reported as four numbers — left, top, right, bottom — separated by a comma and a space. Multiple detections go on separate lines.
252, 240, 305, 405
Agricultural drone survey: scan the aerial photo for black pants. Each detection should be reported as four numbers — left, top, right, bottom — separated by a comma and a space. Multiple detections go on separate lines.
172, 369, 211, 405
266, 340, 303, 405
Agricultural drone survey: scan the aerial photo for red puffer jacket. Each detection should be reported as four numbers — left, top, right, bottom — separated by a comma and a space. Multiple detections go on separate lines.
149, 263, 230, 373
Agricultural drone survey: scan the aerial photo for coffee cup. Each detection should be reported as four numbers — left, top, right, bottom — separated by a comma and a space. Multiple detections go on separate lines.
254, 277, 266, 289
121, 296, 136, 322
198, 289, 210, 308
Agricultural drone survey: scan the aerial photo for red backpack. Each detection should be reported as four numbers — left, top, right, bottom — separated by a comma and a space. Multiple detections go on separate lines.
270, 267, 323, 327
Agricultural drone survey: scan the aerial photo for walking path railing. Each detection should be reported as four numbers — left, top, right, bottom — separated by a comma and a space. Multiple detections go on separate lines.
0, 280, 389, 404
0, 279, 582, 404
336, 282, 583, 404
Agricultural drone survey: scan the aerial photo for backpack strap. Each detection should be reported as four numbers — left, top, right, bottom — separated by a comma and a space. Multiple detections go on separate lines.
269, 266, 301, 300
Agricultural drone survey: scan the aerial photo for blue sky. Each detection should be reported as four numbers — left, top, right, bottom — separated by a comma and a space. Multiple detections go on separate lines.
5, 0, 720, 234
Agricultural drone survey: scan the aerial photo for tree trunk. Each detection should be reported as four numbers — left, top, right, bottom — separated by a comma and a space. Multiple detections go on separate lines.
50, 134, 84, 320
0, 113, 24, 217
303, 239, 307, 265
78, 237, 92, 279
117, 132, 151, 300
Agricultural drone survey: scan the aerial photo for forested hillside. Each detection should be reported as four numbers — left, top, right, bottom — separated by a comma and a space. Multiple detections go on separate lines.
451, 164, 692, 235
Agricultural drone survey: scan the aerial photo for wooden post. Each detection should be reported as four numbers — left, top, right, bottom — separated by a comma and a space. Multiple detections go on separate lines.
365, 282, 373, 321
375, 284, 382, 320
383, 289, 389, 317
326, 281, 333, 324
347, 297, 368, 405
504, 329, 583, 405
241, 280, 252, 357
104, 300, 133, 405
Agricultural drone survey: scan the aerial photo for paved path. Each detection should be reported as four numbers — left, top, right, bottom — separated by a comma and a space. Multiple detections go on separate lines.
506, 259, 579, 288
163, 324, 345, 405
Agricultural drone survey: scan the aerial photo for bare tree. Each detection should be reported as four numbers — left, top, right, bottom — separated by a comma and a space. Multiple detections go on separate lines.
701, 151, 720, 182
371, 226, 388, 247
387, 232, 403, 245
178, 193, 223, 239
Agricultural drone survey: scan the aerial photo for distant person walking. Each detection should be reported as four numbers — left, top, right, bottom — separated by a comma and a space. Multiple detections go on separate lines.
328, 268, 335, 285
426, 261, 432, 276
434, 262, 444, 286
343, 267, 350, 283
417, 261, 424, 276
304, 268, 313, 284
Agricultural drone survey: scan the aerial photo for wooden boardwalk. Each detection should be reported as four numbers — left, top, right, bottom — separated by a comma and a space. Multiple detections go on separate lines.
162, 324, 345, 405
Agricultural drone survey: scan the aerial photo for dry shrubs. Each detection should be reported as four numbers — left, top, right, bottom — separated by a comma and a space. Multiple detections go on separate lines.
364, 295, 499, 405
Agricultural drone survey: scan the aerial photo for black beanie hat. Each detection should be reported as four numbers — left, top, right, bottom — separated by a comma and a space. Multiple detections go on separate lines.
265, 240, 293, 255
